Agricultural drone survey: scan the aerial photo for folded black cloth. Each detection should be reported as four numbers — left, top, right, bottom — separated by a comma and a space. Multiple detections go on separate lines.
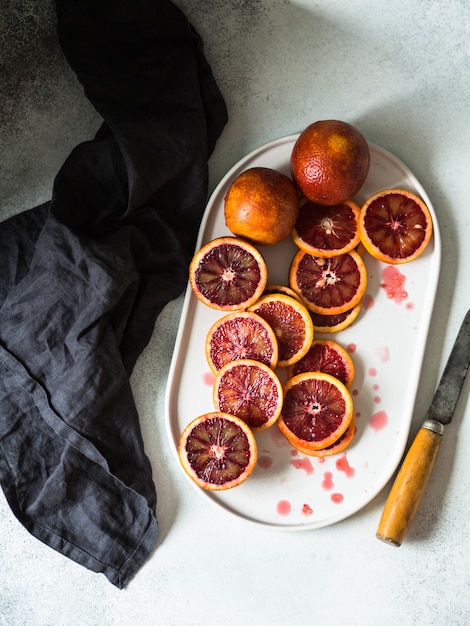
0, 0, 227, 588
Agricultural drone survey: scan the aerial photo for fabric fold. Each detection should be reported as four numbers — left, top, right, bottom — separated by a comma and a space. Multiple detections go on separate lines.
0, 0, 227, 588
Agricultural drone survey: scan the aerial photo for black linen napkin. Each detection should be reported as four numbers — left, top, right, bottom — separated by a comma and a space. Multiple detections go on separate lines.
0, 0, 227, 589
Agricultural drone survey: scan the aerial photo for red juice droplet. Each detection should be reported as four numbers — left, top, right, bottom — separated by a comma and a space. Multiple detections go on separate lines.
373, 384, 379, 391
290, 457, 314, 475
406, 302, 415, 310
336, 454, 355, 478
322, 471, 334, 490
276, 500, 291, 516
202, 371, 215, 386
352, 388, 359, 396
301, 503, 313, 516
368, 367, 377, 376
376, 346, 390, 363
370, 410, 389, 431
331, 493, 344, 504
381, 266, 408, 304
374, 396, 381, 404
258, 455, 273, 470
347, 343, 357, 354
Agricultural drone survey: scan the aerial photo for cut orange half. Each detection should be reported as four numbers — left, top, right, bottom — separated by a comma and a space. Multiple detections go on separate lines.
178, 412, 257, 491
189, 236, 268, 311
248, 293, 314, 368
294, 417, 356, 456
292, 199, 361, 257
289, 249, 367, 315
310, 302, 362, 333
278, 372, 353, 451
288, 339, 355, 388
205, 311, 279, 373
213, 359, 283, 432
359, 188, 433, 264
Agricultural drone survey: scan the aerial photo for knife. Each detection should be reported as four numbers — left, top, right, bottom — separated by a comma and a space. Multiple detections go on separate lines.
376, 308, 470, 546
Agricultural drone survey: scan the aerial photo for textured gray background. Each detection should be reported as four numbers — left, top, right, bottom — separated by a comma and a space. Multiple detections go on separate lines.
1, 1, 470, 625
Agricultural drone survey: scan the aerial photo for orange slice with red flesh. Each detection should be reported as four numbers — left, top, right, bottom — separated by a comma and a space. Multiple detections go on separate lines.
278, 372, 353, 451
310, 302, 362, 333
178, 412, 257, 491
205, 311, 279, 373
213, 359, 283, 432
288, 339, 355, 388
289, 249, 367, 315
293, 417, 356, 456
292, 199, 361, 257
248, 293, 314, 368
359, 188, 433, 264
189, 236, 268, 311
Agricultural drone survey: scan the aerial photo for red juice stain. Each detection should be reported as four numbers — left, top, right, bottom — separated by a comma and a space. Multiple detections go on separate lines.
355, 411, 362, 418
374, 396, 381, 404
290, 449, 298, 456
370, 410, 389, 431
376, 346, 390, 363
352, 388, 359, 396
317, 457, 326, 464
406, 302, 415, 310
336, 454, 355, 478
258, 455, 273, 470
321, 471, 334, 490
301, 503, 313, 516
373, 383, 379, 391
276, 500, 292, 516
363, 293, 375, 309
347, 342, 357, 354
290, 457, 314, 475
368, 367, 377, 377
331, 493, 344, 504
381, 266, 408, 304
202, 371, 215, 386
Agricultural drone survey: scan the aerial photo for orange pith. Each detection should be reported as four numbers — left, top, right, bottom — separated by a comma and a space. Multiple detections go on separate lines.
189, 236, 268, 311
248, 293, 314, 368
310, 302, 362, 333
178, 412, 257, 491
293, 417, 356, 457
213, 359, 283, 432
290, 120, 370, 206
288, 339, 355, 388
359, 188, 433, 264
224, 167, 299, 246
278, 372, 353, 451
292, 199, 361, 257
205, 311, 279, 373
289, 249, 367, 315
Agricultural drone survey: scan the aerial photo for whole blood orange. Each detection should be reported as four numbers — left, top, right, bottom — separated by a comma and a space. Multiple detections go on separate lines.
290, 120, 370, 206
178, 412, 257, 491
224, 167, 299, 246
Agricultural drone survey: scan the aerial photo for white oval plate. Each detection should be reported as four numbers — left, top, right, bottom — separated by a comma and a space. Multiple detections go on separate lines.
165, 135, 441, 530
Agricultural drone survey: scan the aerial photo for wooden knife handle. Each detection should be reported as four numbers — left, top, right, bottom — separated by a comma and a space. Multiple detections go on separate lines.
376, 419, 444, 546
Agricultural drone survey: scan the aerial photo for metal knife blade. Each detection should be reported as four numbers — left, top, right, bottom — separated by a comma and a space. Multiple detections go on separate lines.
427, 308, 470, 425
376, 308, 470, 546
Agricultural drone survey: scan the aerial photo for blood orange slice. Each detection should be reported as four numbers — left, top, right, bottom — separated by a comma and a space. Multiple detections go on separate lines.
178, 412, 257, 491
289, 249, 367, 315
292, 199, 361, 257
189, 236, 268, 311
213, 359, 283, 432
205, 311, 278, 373
288, 339, 355, 388
248, 293, 314, 368
310, 302, 362, 333
278, 372, 353, 451
359, 188, 433, 264
293, 417, 356, 456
